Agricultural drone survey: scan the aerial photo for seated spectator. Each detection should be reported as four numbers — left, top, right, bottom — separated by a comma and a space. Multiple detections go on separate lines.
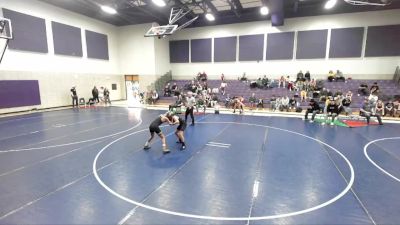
163, 83, 171, 97
257, 98, 264, 109
304, 99, 321, 122
150, 90, 159, 104
225, 94, 233, 108
287, 76, 294, 91
86, 97, 96, 106
200, 71, 208, 81
261, 75, 269, 88
358, 83, 369, 96
289, 97, 298, 111
220, 81, 227, 95
385, 100, 395, 117
305, 71, 311, 81
375, 100, 385, 116
169, 94, 183, 111
325, 97, 339, 125
328, 70, 335, 82
300, 89, 307, 102
249, 93, 257, 110
370, 82, 380, 95
240, 73, 247, 82
335, 70, 345, 82
296, 70, 304, 82
172, 82, 179, 95
211, 94, 219, 107
342, 95, 352, 116
360, 98, 383, 125
280, 96, 290, 112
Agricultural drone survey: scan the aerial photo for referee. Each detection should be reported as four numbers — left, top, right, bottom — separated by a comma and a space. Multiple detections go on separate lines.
185, 92, 196, 126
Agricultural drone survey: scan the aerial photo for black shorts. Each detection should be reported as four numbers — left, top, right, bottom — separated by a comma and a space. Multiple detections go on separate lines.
177, 122, 186, 131
149, 125, 161, 134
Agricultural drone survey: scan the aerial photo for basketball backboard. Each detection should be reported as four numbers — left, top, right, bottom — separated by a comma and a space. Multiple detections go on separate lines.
0, 17, 12, 40
144, 24, 178, 37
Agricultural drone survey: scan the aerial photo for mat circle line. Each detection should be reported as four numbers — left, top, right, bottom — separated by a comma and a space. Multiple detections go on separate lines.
363, 137, 400, 183
93, 121, 355, 221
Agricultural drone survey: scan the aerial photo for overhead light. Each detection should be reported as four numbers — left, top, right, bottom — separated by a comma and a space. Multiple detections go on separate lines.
100, 5, 117, 14
152, 0, 166, 7
324, 0, 337, 9
205, 13, 215, 21
260, 6, 269, 15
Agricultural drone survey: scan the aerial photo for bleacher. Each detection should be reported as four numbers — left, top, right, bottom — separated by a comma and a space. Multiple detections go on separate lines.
158, 78, 400, 111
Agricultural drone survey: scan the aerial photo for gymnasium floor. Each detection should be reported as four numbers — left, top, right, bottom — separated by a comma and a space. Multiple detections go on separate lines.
0, 107, 399, 225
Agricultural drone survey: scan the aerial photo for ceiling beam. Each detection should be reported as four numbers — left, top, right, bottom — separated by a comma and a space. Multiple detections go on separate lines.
203, 0, 219, 13
226, 0, 242, 17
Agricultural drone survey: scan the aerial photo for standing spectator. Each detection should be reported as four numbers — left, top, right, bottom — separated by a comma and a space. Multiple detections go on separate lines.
70, 86, 78, 108
185, 92, 196, 126
296, 70, 304, 81
220, 81, 227, 95
328, 70, 335, 82
360, 98, 383, 125
92, 86, 99, 103
150, 90, 159, 104
221, 73, 225, 82
278, 76, 286, 88
305, 71, 311, 81
104, 87, 111, 106
99, 87, 105, 102
249, 93, 257, 110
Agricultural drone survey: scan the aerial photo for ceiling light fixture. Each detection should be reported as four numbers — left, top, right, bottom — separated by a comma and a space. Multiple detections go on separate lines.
324, 0, 338, 9
260, 6, 269, 15
152, 0, 166, 7
100, 5, 117, 14
205, 13, 215, 21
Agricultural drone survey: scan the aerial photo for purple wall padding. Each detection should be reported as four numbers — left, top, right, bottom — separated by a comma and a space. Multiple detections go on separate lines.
329, 27, 364, 58
2, 8, 48, 53
296, 29, 328, 59
52, 21, 82, 57
214, 36, 237, 62
86, 30, 109, 60
169, 40, 189, 63
191, 38, 212, 62
239, 34, 264, 61
266, 32, 294, 60
365, 24, 400, 57
0, 80, 41, 109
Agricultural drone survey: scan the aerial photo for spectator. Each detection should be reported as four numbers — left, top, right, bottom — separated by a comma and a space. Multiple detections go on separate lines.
163, 83, 171, 97
336, 70, 345, 82
328, 70, 335, 82
300, 89, 307, 102
305, 71, 311, 81
385, 100, 395, 117
375, 100, 385, 116
92, 86, 99, 103
370, 82, 380, 95
257, 98, 264, 109
99, 87, 105, 102
289, 96, 298, 111
325, 98, 339, 125
104, 87, 111, 106
240, 73, 247, 82
287, 76, 294, 91
220, 81, 227, 95
304, 99, 321, 122
280, 96, 290, 112
221, 73, 225, 81
200, 71, 207, 81
278, 76, 286, 88
270, 95, 277, 111
342, 95, 352, 116
70, 86, 78, 108
345, 91, 353, 100
296, 70, 304, 82
249, 93, 257, 110
360, 98, 383, 125
150, 90, 159, 104
358, 83, 369, 96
